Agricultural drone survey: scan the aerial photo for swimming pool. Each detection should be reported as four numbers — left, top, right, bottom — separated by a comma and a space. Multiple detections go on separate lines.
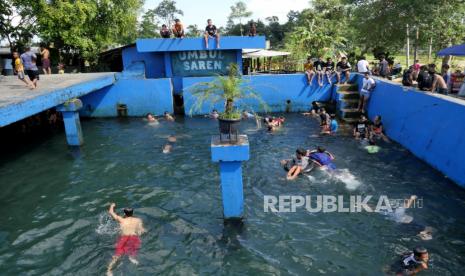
0, 114, 464, 275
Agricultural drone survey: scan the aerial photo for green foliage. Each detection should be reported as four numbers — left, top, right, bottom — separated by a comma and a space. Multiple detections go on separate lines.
349, 0, 465, 54
139, 9, 160, 38
35, 0, 143, 61
285, 0, 348, 59
186, 24, 201, 37
188, 63, 268, 118
228, 1, 252, 36
153, 0, 183, 27
0, 0, 37, 50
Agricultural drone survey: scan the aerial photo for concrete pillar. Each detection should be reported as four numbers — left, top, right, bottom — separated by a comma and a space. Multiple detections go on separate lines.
211, 135, 249, 220
56, 99, 84, 146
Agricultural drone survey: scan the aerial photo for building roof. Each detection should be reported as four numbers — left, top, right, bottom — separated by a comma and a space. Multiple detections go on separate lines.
242, 49, 290, 58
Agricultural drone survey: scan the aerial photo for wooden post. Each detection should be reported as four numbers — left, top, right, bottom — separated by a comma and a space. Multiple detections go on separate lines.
428, 37, 433, 63
406, 24, 410, 68
413, 26, 419, 63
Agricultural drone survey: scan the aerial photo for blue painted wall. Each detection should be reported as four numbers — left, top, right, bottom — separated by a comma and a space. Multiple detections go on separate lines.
183, 73, 334, 115
122, 46, 165, 78
137, 36, 266, 52
79, 77, 173, 117
357, 74, 465, 187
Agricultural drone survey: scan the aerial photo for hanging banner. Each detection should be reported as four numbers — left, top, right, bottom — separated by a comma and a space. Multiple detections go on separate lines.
171, 50, 237, 77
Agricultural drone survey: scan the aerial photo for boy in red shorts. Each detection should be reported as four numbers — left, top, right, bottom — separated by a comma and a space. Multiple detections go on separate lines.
107, 203, 146, 276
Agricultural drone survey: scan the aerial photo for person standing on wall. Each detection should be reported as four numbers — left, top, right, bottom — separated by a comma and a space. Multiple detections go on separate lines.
357, 56, 370, 73
358, 72, 376, 112
248, 22, 257, 36
20, 47, 40, 89
160, 24, 171, 38
204, 19, 220, 49
40, 45, 51, 75
172, 19, 185, 38
378, 55, 390, 78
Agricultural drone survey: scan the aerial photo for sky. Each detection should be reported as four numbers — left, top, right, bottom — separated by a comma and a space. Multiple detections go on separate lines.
143, 0, 310, 28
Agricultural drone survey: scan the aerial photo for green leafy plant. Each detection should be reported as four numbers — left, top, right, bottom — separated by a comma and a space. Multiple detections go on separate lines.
188, 63, 268, 120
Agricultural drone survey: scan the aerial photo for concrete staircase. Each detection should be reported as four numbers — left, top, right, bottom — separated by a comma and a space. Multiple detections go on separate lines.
335, 83, 361, 124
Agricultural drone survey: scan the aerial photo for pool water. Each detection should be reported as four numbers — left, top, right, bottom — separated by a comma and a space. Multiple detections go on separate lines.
0, 114, 464, 275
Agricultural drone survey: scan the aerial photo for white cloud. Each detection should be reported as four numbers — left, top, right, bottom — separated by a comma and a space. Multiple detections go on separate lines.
247, 0, 310, 23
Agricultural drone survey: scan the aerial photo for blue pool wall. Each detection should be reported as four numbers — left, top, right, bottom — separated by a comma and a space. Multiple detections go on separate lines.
79, 63, 173, 117
355, 74, 465, 187
183, 74, 335, 115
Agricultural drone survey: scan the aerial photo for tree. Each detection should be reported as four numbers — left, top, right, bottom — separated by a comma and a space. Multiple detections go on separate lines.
154, 0, 183, 27
285, 0, 349, 58
349, 0, 465, 56
139, 9, 160, 38
228, 1, 252, 36
186, 24, 201, 37
0, 0, 37, 51
36, 0, 143, 62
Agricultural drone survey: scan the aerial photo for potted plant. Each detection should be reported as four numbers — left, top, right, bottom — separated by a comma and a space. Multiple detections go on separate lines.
189, 63, 267, 143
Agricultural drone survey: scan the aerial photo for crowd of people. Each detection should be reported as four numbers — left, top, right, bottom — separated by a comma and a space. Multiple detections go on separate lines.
158, 19, 259, 49
12, 45, 57, 89
303, 56, 352, 86
402, 61, 463, 95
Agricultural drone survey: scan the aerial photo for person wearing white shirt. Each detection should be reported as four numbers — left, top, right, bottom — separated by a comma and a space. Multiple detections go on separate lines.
357, 56, 370, 73
358, 72, 376, 112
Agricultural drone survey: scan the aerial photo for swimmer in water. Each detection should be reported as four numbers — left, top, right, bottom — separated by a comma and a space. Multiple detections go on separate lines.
418, 226, 434, 241
396, 246, 429, 275
208, 109, 219, 119
265, 116, 285, 131
307, 146, 336, 170
319, 108, 331, 134
280, 148, 310, 180
146, 113, 158, 123
242, 110, 255, 119
164, 111, 175, 121
163, 135, 177, 153
107, 203, 146, 276
392, 195, 417, 224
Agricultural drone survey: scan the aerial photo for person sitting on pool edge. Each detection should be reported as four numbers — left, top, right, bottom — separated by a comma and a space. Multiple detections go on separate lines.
164, 111, 175, 121
396, 246, 429, 276
307, 146, 336, 170
172, 19, 185, 38
204, 19, 220, 48
304, 57, 315, 85
353, 114, 370, 140
107, 203, 146, 276
280, 148, 311, 180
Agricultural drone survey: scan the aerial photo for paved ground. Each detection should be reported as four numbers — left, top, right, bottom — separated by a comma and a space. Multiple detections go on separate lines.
0, 73, 115, 108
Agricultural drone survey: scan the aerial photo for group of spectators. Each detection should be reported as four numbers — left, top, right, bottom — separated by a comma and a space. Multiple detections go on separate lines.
303, 56, 352, 86
158, 19, 258, 49
402, 61, 461, 95
12, 45, 61, 89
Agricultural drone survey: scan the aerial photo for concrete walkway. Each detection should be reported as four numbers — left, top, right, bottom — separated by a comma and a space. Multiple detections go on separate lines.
0, 73, 115, 127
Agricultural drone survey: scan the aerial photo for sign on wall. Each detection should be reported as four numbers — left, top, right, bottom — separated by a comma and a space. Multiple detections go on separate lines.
171, 50, 237, 77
